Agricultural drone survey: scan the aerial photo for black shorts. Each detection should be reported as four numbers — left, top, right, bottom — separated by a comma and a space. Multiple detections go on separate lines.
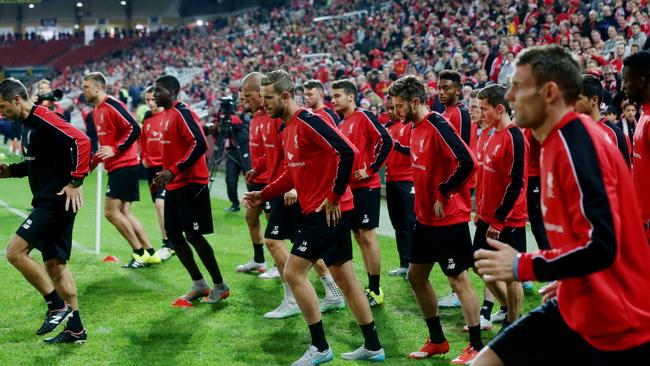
473, 219, 526, 252
291, 211, 353, 266
410, 221, 474, 277
107, 165, 140, 202
247, 182, 271, 214
164, 183, 213, 235
386, 181, 416, 231
16, 206, 76, 262
265, 196, 301, 241
145, 166, 166, 202
490, 298, 650, 366
351, 187, 380, 231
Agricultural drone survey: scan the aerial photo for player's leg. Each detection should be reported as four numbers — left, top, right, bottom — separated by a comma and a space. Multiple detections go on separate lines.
224, 155, 240, 211
6, 235, 54, 296
104, 197, 141, 250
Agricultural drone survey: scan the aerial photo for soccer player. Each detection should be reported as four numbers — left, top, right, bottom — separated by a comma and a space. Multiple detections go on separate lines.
524, 128, 549, 252
437, 70, 477, 309
140, 86, 175, 260
383, 97, 414, 277
151, 75, 229, 304
474, 45, 650, 366
475, 84, 529, 330
238, 72, 271, 277
0, 78, 90, 344
388, 75, 482, 364
575, 74, 631, 167
332, 79, 393, 307
245, 70, 384, 365
244, 74, 345, 318
303, 79, 341, 126
82, 72, 160, 268
624, 51, 650, 242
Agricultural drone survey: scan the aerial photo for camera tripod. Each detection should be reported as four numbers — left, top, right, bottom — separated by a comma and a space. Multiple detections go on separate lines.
208, 121, 249, 191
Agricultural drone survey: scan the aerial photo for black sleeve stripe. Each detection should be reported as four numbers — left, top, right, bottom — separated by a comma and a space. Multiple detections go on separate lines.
495, 127, 526, 221
394, 142, 411, 156
361, 109, 393, 172
324, 108, 341, 126
105, 97, 141, 152
531, 119, 617, 281
174, 102, 207, 171
457, 104, 472, 145
429, 113, 475, 196
297, 109, 354, 196
605, 121, 631, 168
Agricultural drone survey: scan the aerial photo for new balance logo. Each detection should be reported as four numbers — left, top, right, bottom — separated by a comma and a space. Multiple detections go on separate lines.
49, 315, 63, 324
297, 241, 308, 252
106, 186, 111, 193
362, 214, 369, 224
447, 258, 456, 270
410, 187, 415, 194
22, 219, 32, 230
193, 222, 199, 231
271, 226, 279, 235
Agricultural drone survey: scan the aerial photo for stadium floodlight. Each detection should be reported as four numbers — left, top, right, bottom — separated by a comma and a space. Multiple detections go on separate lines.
28, 3, 34, 9
196, 19, 204, 26
74, 24, 80, 29
76, 2, 83, 7
120, 1, 126, 5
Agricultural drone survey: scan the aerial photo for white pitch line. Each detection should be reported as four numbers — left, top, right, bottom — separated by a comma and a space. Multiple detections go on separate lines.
0, 199, 95, 254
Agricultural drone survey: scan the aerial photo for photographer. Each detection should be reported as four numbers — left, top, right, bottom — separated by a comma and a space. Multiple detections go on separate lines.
33, 79, 64, 115
210, 95, 250, 212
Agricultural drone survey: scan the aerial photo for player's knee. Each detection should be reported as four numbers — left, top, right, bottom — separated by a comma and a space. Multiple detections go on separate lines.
184, 232, 203, 245
44, 259, 65, 278
406, 268, 424, 287
245, 211, 259, 225
154, 200, 164, 212
5, 239, 27, 264
104, 207, 118, 222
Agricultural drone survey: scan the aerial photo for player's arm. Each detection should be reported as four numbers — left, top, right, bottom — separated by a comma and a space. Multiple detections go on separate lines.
106, 98, 141, 153
492, 128, 526, 231
436, 117, 476, 202
1, 162, 26, 178
169, 107, 207, 176
261, 170, 294, 201
364, 110, 393, 172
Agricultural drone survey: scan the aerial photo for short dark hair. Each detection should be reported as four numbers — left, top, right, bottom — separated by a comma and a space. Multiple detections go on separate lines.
0, 78, 29, 101
515, 45, 582, 104
331, 79, 358, 96
144, 85, 155, 95
387, 75, 426, 103
469, 89, 480, 99
439, 70, 462, 87
155, 75, 181, 96
477, 84, 511, 114
581, 74, 604, 105
623, 50, 650, 76
83, 72, 107, 89
303, 79, 325, 93
260, 70, 295, 97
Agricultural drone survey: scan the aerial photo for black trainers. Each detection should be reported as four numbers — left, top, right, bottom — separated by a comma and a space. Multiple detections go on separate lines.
36, 303, 73, 335
44, 328, 87, 345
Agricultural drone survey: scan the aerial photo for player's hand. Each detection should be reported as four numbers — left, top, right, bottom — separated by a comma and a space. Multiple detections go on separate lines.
0, 164, 11, 178
57, 184, 83, 213
539, 281, 558, 304
474, 238, 518, 283
353, 163, 370, 180
243, 191, 264, 208
96, 146, 116, 160
151, 169, 174, 191
245, 169, 258, 184
316, 197, 341, 227
284, 189, 298, 206
433, 199, 445, 219
487, 225, 501, 239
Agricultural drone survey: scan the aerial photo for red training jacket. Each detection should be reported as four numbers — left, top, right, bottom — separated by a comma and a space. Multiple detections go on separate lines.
633, 103, 650, 238
516, 112, 650, 351
160, 101, 209, 190
312, 106, 341, 127
140, 110, 165, 168
262, 108, 358, 214
92, 96, 140, 172
385, 120, 413, 182
525, 128, 541, 177
248, 110, 270, 184
255, 115, 285, 182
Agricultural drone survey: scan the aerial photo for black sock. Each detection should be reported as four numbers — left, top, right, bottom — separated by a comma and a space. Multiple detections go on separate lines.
146, 248, 155, 256
43, 290, 65, 310
253, 243, 265, 263
134, 248, 145, 256
187, 235, 223, 284
468, 325, 483, 350
360, 321, 382, 351
367, 274, 380, 294
425, 316, 446, 343
500, 305, 508, 313
163, 239, 174, 249
480, 300, 494, 320
308, 321, 329, 352
66, 310, 84, 332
